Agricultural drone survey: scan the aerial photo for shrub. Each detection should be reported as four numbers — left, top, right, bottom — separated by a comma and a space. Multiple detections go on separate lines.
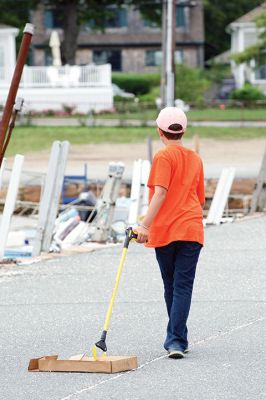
175, 64, 210, 105
112, 72, 160, 95
230, 84, 266, 101
138, 86, 160, 102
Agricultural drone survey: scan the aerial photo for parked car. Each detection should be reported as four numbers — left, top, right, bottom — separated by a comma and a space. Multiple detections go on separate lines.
112, 84, 135, 99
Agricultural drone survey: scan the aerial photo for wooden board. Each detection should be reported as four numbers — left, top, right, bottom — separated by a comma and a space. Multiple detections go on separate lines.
28, 354, 138, 374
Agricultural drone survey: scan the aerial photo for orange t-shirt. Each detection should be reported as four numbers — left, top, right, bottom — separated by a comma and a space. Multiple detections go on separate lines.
146, 144, 205, 248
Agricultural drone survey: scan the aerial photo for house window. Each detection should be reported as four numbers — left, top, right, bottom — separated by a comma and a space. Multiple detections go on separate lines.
143, 17, 160, 28
93, 50, 121, 71
145, 50, 183, 67
176, 6, 186, 28
145, 50, 163, 67
255, 63, 266, 80
44, 10, 62, 29
105, 7, 127, 28
175, 49, 184, 64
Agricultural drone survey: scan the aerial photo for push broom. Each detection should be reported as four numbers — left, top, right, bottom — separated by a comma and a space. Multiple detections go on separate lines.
85, 227, 138, 361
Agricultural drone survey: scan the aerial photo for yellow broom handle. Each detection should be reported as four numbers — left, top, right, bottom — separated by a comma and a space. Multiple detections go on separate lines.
103, 247, 128, 331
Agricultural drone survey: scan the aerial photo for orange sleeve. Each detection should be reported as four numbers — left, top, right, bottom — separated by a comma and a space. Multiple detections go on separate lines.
147, 154, 171, 190
197, 161, 205, 205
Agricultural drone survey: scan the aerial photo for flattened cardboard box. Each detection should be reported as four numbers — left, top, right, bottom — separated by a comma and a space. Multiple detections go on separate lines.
28, 354, 138, 374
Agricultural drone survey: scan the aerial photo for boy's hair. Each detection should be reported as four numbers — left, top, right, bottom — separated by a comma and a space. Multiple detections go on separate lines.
160, 123, 184, 140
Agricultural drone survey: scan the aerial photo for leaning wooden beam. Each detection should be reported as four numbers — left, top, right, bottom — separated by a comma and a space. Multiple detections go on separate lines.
0, 24, 34, 166
206, 167, 236, 225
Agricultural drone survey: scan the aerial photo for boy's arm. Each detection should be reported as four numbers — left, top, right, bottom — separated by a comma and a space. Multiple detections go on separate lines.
134, 185, 167, 243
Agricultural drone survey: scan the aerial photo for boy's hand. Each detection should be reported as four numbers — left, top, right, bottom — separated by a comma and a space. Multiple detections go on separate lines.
134, 225, 149, 244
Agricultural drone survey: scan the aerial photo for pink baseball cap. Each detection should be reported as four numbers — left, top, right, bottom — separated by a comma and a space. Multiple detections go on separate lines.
156, 107, 187, 134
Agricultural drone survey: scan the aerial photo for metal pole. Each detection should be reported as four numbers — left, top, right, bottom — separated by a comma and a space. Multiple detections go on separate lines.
0, 23, 34, 166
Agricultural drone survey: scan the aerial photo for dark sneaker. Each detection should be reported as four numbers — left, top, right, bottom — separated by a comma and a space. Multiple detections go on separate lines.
168, 349, 185, 359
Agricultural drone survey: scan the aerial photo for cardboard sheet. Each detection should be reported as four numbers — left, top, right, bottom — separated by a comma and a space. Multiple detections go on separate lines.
28, 354, 138, 373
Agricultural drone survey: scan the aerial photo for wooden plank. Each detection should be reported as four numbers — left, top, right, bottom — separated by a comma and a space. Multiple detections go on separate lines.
28, 354, 138, 374
250, 147, 266, 213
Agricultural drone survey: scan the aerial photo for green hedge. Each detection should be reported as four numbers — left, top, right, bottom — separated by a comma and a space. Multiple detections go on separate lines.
112, 65, 210, 105
112, 72, 160, 95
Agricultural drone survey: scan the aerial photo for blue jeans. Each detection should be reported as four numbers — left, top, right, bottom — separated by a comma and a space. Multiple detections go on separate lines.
155, 241, 202, 352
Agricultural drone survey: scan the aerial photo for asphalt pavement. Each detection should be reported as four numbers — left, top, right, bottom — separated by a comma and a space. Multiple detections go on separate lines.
0, 216, 265, 400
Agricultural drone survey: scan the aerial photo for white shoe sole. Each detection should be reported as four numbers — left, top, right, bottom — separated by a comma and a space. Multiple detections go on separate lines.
168, 350, 185, 359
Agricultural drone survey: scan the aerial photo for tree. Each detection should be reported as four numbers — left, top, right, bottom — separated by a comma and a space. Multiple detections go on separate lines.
0, 0, 39, 47
204, 0, 263, 61
232, 11, 266, 66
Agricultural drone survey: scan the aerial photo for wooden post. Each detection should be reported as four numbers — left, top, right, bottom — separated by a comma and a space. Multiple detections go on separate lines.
250, 147, 266, 213
0, 24, 34, 166
193, 134, 200, 154
128, 159, 142, 225
206, 168, 235, 225
0, 155, 24, 259
42, 141, 69, 251
0, 158, 6, 191
147, 135, 153, 163
33, 141, 70, 256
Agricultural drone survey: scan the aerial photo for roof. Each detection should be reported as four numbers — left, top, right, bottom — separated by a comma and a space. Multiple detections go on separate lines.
232, 2, 266, 24
206, 50, 231, 65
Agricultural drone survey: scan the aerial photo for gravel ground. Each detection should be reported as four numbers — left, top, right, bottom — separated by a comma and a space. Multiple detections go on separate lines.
0, 216, 265, 400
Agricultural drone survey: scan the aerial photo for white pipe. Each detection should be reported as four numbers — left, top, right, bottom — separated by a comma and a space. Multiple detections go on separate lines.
0, 154, 24, 259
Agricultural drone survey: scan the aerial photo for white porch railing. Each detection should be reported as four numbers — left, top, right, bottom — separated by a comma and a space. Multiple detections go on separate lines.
0, 64, 112, 88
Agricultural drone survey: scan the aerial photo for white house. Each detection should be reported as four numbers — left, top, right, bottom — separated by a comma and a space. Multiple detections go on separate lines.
227, 2, 266, 92
0, 24, 19, 84
0, 25, 113, 113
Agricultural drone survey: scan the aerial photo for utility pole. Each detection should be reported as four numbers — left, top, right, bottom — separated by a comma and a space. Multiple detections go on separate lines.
160, 0, 167, 107
166, 0, 176, 106
161, 0, 176, 108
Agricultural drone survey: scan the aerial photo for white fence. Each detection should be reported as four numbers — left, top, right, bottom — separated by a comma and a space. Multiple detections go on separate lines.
0, 64, 112, 88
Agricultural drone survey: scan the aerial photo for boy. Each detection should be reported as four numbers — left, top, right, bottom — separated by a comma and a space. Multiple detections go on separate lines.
134, 106, 205, 359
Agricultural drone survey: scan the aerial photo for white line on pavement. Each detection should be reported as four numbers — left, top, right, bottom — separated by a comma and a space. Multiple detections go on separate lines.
60, 314, 266, 400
